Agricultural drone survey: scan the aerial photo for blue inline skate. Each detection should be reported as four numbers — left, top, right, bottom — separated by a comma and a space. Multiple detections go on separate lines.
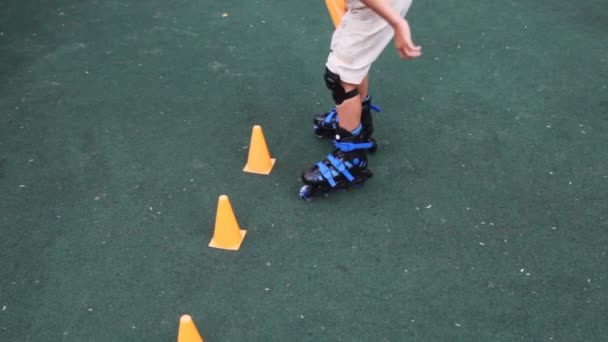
312, 95, 381, 153
300, 127, 373, 200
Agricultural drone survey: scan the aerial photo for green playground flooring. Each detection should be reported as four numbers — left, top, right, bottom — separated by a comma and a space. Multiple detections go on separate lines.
1, 0, 607, 341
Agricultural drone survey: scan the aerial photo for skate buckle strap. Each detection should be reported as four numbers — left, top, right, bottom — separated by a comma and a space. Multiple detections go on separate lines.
327, 154, 355, 182
316, 162, 337, 187
334, 141, 374, 152
324, 108, 337, 123
370, 104, 381, 112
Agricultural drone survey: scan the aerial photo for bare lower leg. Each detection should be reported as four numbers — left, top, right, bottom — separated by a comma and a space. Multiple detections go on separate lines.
358, 76, 369, 100
336, 80, 362, 132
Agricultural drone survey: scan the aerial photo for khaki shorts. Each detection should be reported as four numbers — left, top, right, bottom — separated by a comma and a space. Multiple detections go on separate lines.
326, 0, 413, 84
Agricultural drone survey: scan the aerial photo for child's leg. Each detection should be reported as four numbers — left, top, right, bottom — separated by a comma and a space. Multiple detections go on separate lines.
312, 74, 378, 152
299, 70, 374, 200
334, 75, 370, 131
357, 75, 369, 100
335, 80, 362, 132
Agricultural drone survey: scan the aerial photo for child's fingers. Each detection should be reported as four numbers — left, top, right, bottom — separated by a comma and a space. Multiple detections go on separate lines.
409, 47, 422, 57
408, 44, 422, 56
399, 46, 422, 59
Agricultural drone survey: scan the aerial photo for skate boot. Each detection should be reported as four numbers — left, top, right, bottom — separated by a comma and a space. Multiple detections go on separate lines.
299, 126, 374, 200
312, 95, 381, 152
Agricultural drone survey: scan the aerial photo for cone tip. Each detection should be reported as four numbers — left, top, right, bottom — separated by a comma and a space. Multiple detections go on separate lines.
180, 315, 192, 323
253, 125, 261, 130
219, 194, 228, 201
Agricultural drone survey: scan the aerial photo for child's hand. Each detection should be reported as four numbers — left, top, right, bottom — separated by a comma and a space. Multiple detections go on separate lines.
394, 20, 422, 59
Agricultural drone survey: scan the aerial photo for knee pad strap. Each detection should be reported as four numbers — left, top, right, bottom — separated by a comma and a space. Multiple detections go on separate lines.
324, 68, 359, 105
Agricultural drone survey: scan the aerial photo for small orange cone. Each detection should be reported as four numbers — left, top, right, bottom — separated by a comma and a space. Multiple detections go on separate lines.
325, 0, 347, 28
177, 315, 204, 342
209, 195, 247, 250
243, 125, 275, 175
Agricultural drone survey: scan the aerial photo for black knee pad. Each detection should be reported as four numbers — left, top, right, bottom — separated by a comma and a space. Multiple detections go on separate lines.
324, 68, 359, 105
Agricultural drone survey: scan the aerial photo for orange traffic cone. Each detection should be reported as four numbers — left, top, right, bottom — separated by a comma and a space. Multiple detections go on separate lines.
325, 0, 347, 28
177, 315, 204, 342
243, 125, 275, 175
209, 195, 247, 250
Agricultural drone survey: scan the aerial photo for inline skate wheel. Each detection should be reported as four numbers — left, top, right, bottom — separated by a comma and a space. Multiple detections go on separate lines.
299, 185, 312, 201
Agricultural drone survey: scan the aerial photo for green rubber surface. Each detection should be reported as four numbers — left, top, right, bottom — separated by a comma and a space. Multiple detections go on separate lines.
1, 0, 607, 341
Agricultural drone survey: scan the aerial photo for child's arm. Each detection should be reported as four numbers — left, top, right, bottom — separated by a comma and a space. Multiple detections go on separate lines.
361, 0, 422, 59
